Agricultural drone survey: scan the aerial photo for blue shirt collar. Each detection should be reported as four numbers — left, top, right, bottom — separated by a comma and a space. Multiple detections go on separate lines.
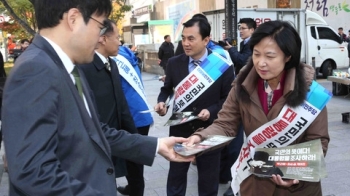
189, 48, 208, 64
244, 37, 251, 45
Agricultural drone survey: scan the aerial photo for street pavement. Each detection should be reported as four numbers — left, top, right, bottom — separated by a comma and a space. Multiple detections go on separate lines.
0, 72, 349, 196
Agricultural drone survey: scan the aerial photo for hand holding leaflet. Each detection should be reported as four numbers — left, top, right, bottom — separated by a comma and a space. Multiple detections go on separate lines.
174, 135, 234, 156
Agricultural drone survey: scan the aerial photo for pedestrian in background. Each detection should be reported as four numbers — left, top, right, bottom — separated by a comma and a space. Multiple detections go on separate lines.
158, 35, 174, 72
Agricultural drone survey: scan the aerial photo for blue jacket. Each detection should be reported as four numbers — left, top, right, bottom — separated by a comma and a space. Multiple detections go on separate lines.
118, 46, 153, 127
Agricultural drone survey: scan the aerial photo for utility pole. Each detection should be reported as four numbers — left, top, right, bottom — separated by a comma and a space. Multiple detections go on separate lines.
225, 0, 237, 45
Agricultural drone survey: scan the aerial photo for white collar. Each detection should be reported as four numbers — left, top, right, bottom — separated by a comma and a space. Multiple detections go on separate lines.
42, 36, 75, 74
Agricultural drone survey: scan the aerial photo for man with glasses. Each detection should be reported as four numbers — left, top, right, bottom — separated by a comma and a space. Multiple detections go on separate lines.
80, 19, 146, 196
1, 1, 192, 195
224, 18, 256, 75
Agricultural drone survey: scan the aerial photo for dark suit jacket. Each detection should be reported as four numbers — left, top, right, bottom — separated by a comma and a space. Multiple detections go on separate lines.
157, 50, 234, 137
80, 54, 137, 134
2, 34, 157, 196
228, 40, 252, 75
80, 54, 138, 177
174, 40, 185, 56
158, 41, 174, 68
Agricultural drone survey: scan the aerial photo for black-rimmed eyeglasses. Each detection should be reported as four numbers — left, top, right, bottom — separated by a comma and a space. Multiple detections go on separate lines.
89, 17, 107, 36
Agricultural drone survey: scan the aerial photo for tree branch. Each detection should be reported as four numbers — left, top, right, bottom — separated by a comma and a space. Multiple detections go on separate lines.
0, 0, 36, 36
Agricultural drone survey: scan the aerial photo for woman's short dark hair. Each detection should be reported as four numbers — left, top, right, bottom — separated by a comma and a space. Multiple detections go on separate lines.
249, 20, 301, 70
182, 18, 211, 40
35, 0, 112, 30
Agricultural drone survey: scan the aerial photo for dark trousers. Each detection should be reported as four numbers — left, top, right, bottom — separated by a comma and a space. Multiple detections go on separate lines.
219, 124, 244, 182
167, 148, 221, 196
125, 125, 150, 196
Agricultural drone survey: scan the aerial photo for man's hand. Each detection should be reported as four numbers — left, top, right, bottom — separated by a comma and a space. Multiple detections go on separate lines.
158, 59, 161, 65
185, 135, 202, 147
154, 102, 167, 116
271, 174, 299, 187
158, 137, 195, 162
197, 109, 210, 121
224, 41, 232, 50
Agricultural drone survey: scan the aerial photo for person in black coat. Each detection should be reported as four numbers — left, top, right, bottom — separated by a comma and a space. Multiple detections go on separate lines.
80, 20, 145, 196
158, 35, 174, 71
224, 18, 256, 75
175, 40, 185, 56
154, 18, 234, 196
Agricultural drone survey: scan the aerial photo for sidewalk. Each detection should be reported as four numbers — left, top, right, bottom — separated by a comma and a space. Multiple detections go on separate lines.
0, 72, 349, 196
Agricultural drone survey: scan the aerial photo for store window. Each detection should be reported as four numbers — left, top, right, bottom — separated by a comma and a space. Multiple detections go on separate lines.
276, 0, 291, 8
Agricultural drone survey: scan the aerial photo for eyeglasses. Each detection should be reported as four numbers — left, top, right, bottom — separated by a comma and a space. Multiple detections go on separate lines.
239, 27, 249, 31
89, 16, 107, 36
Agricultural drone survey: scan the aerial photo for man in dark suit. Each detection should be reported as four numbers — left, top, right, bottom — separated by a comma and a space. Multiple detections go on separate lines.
154, 18, 234, 196
80, 20, 145, 196
224, 18, 256, 76
1, 1, 192, 195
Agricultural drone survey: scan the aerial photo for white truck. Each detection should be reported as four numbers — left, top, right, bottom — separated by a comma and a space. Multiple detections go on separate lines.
204, 8, 349, 78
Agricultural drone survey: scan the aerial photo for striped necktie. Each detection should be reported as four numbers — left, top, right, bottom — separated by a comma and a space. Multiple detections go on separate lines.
193, 60, 201, 67
190, 60, 201, 72
105, 61, 111, 71
71, 66, 83, 99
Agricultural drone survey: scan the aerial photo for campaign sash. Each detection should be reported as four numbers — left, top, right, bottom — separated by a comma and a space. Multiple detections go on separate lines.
231, 81, 332, 195
111, 55, 151, 110
173, 52, 233, 112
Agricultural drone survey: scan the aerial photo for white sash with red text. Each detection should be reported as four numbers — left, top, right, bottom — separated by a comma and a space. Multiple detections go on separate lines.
230, 81, 332, 194
173, 52, 232, 112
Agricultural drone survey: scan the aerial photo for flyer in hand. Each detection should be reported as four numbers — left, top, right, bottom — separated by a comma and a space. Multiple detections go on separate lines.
249, 139, 327, 182
164, 111, 199, 126
174, 135, 235, 156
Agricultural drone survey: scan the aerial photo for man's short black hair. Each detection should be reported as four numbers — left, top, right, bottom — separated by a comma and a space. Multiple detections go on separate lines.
35, 0, 112, 30
191, 13, 208, 22
182, 18, 211, 40
239, 18, 257, 30
102, 19, 116, 36
164, 35, 170, 40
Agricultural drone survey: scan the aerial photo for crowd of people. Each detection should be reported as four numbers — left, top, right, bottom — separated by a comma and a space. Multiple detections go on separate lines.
0, 1, 330, 196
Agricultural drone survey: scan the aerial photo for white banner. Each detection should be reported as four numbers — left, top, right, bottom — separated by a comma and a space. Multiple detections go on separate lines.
112, 55, 151, 110
231, 101, 321, 195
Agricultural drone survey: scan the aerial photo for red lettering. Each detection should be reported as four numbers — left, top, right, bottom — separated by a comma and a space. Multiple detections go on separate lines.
189, 75, 198, 84
262, 126, 276, 139
273, 120, 289, 132
252, 133, 266, 145
254, 18, 271, 27
236, 142, 255, 169
182, 80, 192, 90
282, 108, 297, 122
177, 86, 185, 96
